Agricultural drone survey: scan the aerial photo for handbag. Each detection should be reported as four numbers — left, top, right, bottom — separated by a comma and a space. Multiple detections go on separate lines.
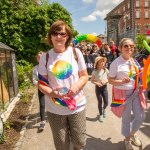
111, 87, 138, 118
111, 105, 125, 118
111, 87, 126, 118
139, 88, 147, 110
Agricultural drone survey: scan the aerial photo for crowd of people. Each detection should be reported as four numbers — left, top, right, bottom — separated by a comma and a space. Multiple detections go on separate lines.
32, 20, 148, 150
74, 41, 120, 69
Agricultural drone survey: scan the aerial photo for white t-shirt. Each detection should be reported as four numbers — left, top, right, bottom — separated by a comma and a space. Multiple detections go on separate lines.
92, 68, 109, 82
109, 55, 139, 90
38, 46, 87, 115
32, 65, 38, 86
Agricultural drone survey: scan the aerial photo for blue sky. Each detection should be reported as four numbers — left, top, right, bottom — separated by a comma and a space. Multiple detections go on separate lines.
49, 0, 123, 35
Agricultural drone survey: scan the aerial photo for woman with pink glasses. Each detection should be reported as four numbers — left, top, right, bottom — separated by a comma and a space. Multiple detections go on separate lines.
108, 38, 145, 150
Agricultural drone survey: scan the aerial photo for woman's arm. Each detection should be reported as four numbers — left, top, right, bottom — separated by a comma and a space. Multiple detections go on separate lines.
32, 68, 38, 86
108, 76, 130, 86
38, 75, 63, 98
91, 73, 103, 86
68, 69, 88, 95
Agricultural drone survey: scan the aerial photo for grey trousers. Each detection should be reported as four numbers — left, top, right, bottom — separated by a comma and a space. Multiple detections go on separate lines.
121, 90, 145, 137
47, 109, 86, 150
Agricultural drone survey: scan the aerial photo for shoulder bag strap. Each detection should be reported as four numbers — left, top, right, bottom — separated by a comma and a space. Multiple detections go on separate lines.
72, 47, 78, 63
45, 52, 49, 68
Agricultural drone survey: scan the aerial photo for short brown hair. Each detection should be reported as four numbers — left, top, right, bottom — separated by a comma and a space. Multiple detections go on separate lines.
48, 20, 72, 48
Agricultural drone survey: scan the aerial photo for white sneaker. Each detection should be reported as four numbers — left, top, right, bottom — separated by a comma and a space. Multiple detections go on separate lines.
103, 109, 106, 118
130, 134, 142, 147
99, 115, 103, 122
124, 140, 134, 150
39, 122, 45, 131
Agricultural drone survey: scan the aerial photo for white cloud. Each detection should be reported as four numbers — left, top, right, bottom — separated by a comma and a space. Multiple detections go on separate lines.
82, 0, 93, 4
81, 0, 123, 22
91, 32, 98, 36
81, 15, 96, 22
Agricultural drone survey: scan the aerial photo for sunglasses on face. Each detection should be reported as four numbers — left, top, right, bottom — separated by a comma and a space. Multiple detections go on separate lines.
51, 31, 67, 37
123, 44, 135, 48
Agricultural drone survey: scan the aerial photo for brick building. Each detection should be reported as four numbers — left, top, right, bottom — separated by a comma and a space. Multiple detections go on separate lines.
105, 0, 150, 45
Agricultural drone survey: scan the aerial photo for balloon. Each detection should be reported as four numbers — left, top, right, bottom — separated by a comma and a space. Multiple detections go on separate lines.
87, 34, 97, 42
143, 40, 150, 53
95, 39, 102, 47
73, 39, 77, 45
74, 34, 102, 47
142, 55, 150, 89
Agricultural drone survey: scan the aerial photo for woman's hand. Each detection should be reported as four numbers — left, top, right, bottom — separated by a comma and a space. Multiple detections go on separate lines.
121, 77, 130, 84
67, 84, 79, 96
101, 80, 107, 85
48, 89, 65, 99
93, 81, 102, 87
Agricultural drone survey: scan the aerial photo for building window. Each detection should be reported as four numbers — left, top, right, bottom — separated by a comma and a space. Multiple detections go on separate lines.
145, 10, 149, 18
136, 25, 140, 33
128, 3, 130, 9
145, 24, 149, 32
136, 10, 140, 18
136, 0, 140, 7
145, 0, 149, 7
0, 50, 9, 109
123, 6, 125, 11
128, 13, 130, 20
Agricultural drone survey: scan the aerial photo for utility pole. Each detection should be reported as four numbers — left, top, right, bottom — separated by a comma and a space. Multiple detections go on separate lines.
130, 0, 135, 41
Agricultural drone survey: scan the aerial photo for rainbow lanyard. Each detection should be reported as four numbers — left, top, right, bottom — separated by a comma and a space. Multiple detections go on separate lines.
129, 58, 141, 91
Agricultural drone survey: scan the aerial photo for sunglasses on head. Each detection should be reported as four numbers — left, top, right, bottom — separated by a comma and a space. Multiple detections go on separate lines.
123, 44, 134, 48
51, 31, 67, 37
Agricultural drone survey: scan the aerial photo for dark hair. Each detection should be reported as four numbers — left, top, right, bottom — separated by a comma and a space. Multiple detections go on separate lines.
48, 20, 72, 48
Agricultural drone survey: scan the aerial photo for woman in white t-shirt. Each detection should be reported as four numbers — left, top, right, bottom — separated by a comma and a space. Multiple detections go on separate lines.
38, 20, 88, 150
108, 38, 145, 150
33, 51, 46, 131
91, 56, 109, 122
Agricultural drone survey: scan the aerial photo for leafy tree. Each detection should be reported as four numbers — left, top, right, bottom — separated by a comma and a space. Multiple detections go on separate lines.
0, 0, 77, 64
136, 34, 150, 51
0, 0, 48, 62
47, 3, 73, 29
136, 34, 146, 50
72, 30, 79, 38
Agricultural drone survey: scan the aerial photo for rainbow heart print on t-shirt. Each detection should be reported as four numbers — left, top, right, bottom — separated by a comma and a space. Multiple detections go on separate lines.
52, 60, 73, 79
51, 60, 76, 109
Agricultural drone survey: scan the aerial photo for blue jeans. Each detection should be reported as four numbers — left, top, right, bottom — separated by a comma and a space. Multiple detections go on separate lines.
95, 85, 108, 115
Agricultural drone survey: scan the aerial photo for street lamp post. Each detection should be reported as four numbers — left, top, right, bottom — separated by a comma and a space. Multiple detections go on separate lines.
124, 14, 128, 35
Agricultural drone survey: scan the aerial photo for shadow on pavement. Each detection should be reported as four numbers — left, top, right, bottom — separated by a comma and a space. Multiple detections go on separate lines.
84, 134, 124, 150
86, 115, 99, 122
140, 107, 150, 138
143, 144, 150, 150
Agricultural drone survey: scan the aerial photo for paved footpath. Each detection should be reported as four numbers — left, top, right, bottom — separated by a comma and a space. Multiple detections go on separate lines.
19, 81, 150, 150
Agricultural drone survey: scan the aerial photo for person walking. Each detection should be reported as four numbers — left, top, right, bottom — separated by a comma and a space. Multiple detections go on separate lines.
91, 56, 109, 122
108, 38, 145, 150
32, 51, 46, 131
109, 40, 117, 60
101, 43, 112, 69
38, 20, 88, 150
